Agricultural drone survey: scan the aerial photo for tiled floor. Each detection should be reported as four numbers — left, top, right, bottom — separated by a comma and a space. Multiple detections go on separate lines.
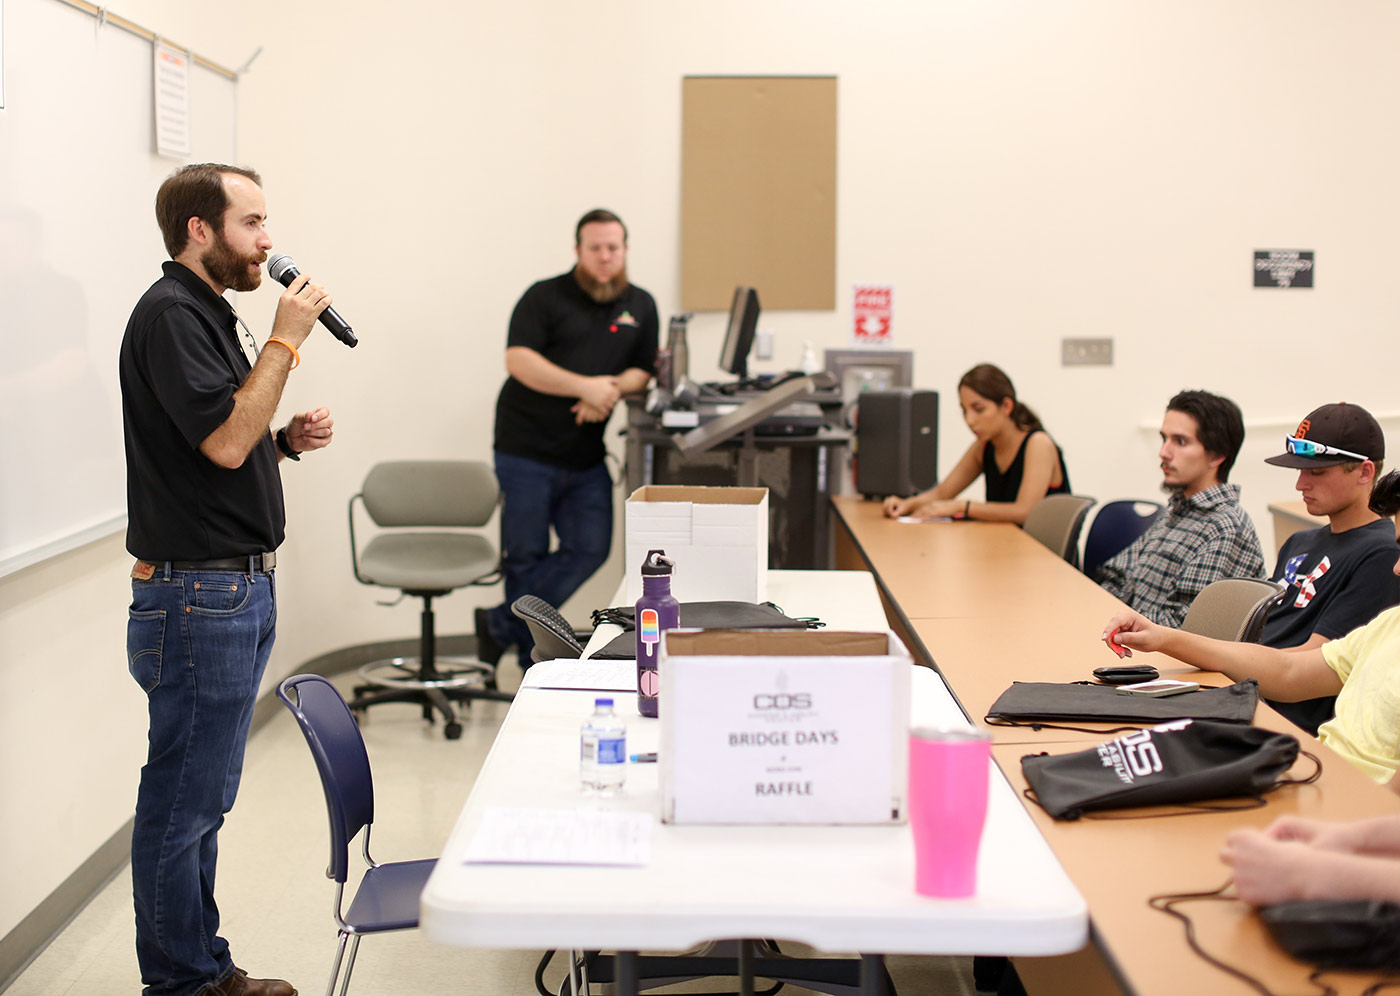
6, 657, 979, 995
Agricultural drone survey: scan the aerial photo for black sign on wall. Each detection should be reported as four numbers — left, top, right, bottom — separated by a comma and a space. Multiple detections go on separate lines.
1254, 250, 1314, 288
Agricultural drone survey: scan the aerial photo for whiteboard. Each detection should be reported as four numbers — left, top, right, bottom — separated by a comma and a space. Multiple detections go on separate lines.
0, 0, 237, 576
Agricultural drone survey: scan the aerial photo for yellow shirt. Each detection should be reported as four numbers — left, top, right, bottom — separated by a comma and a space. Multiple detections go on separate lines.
1319, 604, 1400, 784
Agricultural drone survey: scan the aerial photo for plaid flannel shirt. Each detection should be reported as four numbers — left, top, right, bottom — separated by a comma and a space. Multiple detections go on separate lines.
1096, 483, 1265, 628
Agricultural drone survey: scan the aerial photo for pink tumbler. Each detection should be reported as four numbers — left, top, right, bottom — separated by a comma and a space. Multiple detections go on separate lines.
908, 726, 992, 897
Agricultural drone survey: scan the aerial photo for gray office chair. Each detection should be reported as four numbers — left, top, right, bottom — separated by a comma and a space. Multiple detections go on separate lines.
1181, 578, 1287, 643
348, 460, 513, 739
510, 595, 585, 664
1023, 494, 1097, 567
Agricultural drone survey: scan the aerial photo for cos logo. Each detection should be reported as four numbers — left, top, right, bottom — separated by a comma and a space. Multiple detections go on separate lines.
1119, 730, 1163, 777
753, 693, 812, 710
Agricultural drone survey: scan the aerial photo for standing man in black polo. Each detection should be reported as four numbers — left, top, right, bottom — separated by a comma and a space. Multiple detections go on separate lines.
120, 163, 335, 996
478, 209, 658, 666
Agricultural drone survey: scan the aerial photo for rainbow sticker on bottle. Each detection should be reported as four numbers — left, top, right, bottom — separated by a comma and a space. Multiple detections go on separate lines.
639, 608, 660, 658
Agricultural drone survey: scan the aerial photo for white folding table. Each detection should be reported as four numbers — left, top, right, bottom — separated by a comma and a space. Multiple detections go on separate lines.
420, 571, 1087, 993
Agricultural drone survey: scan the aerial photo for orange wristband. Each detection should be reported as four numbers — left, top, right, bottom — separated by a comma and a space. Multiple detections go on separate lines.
266, 336, 300, 369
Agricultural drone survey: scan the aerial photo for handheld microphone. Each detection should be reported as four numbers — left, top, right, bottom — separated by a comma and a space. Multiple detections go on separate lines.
266, 254, 358, 348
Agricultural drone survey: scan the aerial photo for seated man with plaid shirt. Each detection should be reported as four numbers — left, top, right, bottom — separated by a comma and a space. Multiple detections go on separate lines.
1095, 389, 1266, 628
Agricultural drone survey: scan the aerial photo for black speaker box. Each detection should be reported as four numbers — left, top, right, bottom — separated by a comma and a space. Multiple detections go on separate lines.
856, 389, 939, 499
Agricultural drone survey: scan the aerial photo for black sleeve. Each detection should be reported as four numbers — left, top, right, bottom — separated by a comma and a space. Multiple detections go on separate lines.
506, 282, 550, 353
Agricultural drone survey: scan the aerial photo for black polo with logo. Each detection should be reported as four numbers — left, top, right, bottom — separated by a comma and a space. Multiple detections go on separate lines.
119, 261, 285, 561
494, 269, 658, 469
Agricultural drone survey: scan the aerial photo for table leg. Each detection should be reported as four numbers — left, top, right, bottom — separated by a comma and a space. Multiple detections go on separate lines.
738, 938, 754, 996
614, 951, 639, 996
860, 954, 887, 996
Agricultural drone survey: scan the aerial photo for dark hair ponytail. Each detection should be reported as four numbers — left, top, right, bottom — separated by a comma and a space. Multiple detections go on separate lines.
959, 363, 1044, 433
1370, 470, 1400, 518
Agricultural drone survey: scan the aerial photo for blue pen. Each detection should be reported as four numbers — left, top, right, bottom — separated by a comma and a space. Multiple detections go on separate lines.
629, 752, 658, 763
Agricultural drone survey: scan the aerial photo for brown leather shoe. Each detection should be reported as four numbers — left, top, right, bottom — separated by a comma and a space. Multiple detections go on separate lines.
211, 967, 297, 996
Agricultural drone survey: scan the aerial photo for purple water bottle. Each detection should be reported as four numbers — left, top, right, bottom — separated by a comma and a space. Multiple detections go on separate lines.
635, 550, 678, 718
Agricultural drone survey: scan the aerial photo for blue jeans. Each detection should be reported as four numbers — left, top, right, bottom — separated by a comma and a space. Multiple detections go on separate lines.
490, 451, 613, 659
127, 563, 277, 996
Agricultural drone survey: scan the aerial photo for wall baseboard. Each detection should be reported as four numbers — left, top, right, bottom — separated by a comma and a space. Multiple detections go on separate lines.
0, 632, 484, 992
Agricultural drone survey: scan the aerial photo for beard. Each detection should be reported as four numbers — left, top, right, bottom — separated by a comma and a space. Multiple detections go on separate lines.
573, 263, 629, 304
202, 229, 265, 293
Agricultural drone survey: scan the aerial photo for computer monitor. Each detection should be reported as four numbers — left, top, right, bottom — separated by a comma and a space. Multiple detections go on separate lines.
718, 286, 760, 380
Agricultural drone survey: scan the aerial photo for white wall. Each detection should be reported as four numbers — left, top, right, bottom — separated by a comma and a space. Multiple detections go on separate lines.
6, 0, 1400, 941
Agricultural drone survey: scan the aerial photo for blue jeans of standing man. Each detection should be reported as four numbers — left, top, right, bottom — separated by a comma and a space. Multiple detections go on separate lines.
489, 451, 613, 660
127, 562, 277, 996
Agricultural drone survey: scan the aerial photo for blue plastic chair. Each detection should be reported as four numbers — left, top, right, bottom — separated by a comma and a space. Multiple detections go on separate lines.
277, 674, 438, 996
1082, 499, 1165, 579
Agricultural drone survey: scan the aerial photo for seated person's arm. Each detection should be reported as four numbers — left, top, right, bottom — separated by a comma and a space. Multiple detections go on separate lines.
1102, 609, 1343, 701
1153, 532, 1265, 630
954, 431, 1060, 525
1222, 825, 1400, 905
884, 441, 983, 517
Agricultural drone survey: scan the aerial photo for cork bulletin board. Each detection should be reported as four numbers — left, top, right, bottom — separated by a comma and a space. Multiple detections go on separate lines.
681, 76, 837, 312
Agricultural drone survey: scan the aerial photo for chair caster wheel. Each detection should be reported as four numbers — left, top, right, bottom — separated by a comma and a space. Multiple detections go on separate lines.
444, 721, 463, 740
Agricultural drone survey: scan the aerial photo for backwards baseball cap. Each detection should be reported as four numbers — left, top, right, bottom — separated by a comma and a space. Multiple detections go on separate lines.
1264, 402, 1385, 469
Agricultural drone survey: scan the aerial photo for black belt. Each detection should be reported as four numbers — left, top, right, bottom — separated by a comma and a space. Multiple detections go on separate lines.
144, 553, 277, 573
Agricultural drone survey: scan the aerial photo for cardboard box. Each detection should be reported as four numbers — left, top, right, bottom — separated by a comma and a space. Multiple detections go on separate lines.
658, 629, 912, 825
624, 486, 768, 603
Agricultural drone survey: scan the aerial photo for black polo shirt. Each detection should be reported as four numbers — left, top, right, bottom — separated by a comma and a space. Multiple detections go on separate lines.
119, 261, 285, 561
494, 270, 658, 469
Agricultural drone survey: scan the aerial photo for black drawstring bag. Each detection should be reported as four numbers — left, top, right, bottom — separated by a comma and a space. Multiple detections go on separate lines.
985, 678, 1260, 733
1261, 900, 1400, 972
1151, 883, 1400, 996
589, 601, 823, 660
1021, 718, 1317, 820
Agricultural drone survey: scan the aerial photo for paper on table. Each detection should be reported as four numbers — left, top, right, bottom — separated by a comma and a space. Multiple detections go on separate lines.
464, 807, 652, 867
522, 658, 637, 691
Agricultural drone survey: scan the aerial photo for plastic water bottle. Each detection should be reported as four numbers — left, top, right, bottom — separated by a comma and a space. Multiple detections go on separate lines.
580, 697, 627, 795
635, 550, 679, 719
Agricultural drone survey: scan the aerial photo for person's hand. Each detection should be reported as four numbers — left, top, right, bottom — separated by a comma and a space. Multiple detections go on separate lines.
1262, 816, 1363, 854
570, 401, 610, 424
286, 408, 334, 453
1101, 609, 1163, 656
269, 272, 332, 349
1221, 828, 1318, 906
577, 376, 621, 415
919, 499, 963, 519
883, 496, 913, 517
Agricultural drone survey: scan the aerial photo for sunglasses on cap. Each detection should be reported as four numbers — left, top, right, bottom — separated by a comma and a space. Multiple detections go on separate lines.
1283, 435, 1369, 462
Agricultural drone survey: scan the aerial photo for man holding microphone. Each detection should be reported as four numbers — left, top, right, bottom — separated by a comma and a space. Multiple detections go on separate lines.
120, 163, 334, 996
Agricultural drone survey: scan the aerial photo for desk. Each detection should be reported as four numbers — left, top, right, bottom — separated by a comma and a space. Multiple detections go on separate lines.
623, 396, 852, 569
420, 570, 1088, 993
830, 495, 1400, 996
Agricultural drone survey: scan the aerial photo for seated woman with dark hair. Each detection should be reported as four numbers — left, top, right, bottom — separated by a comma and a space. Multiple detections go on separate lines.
883, 363, 1070, 525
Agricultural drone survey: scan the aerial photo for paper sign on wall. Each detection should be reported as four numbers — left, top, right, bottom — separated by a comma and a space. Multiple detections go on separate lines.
853, 285, 894, 346
154, 42, 191, 158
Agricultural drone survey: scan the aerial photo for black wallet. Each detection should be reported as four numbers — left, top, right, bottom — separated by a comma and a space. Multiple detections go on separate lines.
1092, 664, 1160, 685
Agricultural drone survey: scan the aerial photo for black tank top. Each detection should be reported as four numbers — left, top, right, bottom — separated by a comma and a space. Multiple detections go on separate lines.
982, 431, 1071, 502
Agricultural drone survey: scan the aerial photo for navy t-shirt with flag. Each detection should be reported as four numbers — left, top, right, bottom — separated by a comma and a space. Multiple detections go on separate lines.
493, 270, 657, 470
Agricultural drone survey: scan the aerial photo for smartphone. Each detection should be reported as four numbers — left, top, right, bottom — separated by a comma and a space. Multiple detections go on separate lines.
1116, 678, 1200, 697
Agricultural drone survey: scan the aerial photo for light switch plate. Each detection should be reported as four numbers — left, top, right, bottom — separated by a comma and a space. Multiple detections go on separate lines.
1062, 337, 1113, 366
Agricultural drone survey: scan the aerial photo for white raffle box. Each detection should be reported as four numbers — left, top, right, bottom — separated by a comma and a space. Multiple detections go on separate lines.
658, 629, 912, 825
624, 486, 769, 603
